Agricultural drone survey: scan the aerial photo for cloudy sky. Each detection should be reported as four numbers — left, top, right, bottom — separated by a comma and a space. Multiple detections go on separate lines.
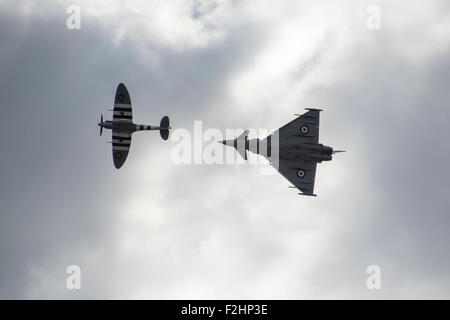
1, 0, 450, 299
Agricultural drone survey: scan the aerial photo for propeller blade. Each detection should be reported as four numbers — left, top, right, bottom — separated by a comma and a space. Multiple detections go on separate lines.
100, 114, 103, 136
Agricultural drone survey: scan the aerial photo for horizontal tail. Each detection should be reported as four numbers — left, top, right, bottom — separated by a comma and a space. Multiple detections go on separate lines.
159, 116, 170, 140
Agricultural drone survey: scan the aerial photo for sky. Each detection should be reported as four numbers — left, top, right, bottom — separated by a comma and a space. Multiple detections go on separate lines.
0, 0, 450, 299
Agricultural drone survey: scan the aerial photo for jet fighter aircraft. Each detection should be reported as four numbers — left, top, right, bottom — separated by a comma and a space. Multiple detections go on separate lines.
98, 83, 171, 169
220, 108, 344, 196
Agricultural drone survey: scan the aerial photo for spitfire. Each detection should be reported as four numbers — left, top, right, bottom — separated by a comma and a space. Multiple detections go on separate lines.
98, 83, 171, 169
220, 108, 345, 196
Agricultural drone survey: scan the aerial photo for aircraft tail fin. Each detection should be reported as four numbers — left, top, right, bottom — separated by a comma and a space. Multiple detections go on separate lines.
219, 130, 249, 160
236, 146, 247, 160
159, 116, 170, 140
235, 130, 249, 160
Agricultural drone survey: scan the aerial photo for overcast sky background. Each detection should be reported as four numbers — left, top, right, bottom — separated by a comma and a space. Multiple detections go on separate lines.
1, 0, 450, 299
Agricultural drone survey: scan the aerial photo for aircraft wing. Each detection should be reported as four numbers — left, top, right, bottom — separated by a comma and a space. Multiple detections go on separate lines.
112, 132, 132, 169
278, 108, 320, 144
277, 159, 317, 196
113, 83, 133, 123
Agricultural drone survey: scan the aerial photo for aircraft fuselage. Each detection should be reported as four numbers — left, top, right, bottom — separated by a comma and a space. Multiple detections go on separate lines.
98, 120, 163, 134
222, 136, 335, 163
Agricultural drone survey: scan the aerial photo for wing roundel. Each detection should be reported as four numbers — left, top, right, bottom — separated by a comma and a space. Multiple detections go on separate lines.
278, 109, 321, 144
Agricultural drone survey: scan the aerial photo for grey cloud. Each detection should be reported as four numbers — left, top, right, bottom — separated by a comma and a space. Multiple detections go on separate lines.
1, 0, 450, 299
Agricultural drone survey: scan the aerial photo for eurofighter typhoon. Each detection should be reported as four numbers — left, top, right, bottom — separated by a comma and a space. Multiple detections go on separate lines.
220, 109, 344, 196
98, 83, 171, 169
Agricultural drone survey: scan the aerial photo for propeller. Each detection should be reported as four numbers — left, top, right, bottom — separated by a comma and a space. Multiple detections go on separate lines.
99, 114, 103, 136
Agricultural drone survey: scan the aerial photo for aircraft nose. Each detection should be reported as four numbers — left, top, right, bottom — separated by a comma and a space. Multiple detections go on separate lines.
219, 139, 233, 145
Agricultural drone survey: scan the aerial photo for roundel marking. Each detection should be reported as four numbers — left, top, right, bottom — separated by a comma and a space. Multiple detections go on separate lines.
297, 169, 305, 178
118, 94, 124, 102
300, 125, 309, 134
